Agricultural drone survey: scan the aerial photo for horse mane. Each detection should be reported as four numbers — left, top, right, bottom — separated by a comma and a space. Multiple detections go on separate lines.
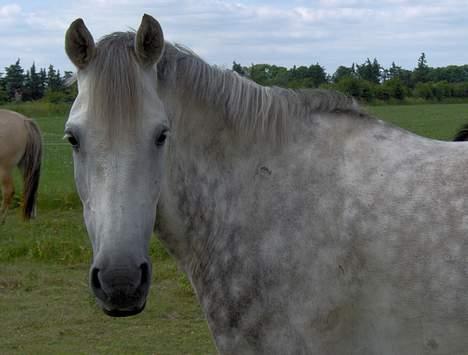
160, 43, 366, 141
87, 31, 367, 142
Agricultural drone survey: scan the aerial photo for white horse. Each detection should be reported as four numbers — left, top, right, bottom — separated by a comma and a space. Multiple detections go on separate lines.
65, 14, 468, 354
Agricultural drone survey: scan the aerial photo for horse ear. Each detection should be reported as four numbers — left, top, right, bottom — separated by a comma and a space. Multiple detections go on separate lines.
65, 19, 95, 69
135, 14, 164, 67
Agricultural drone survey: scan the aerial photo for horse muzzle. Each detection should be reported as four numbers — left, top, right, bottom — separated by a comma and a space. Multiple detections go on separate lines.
90, 261, 151, 317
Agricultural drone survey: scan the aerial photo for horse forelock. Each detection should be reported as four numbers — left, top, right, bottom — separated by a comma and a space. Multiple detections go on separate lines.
87, 32, 144, 139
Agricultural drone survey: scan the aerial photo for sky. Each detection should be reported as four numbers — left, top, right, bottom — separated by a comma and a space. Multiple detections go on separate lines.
1, 0, 468, 75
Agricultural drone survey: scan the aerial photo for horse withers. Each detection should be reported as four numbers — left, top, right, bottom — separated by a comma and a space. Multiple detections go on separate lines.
0, 109, 42, 223
65, 14, 468, 354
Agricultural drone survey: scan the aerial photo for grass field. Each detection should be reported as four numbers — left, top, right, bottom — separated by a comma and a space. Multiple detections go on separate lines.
1, 102, 468, 354
368, 103, 468, 140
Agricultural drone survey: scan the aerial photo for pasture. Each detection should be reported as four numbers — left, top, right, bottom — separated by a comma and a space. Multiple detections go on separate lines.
1, 102, 468, 354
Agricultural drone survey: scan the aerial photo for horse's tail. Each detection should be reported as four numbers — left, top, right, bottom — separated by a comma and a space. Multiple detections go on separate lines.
19, 119, 42, 220
453, 123, 468, 141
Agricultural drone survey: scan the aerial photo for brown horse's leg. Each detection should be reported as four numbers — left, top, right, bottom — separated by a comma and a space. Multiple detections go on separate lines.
0, 173, 14, 224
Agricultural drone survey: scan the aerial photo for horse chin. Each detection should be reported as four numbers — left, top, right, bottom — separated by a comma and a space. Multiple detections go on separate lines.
101, 301, 146, 317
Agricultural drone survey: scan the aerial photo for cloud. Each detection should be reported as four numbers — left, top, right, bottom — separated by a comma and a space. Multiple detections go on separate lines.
0, 4, 21, 18
25, 12, 68, 31
1, 0, 468, 75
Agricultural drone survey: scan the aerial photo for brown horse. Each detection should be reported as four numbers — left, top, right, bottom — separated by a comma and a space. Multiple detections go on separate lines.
0, 109, 42, 223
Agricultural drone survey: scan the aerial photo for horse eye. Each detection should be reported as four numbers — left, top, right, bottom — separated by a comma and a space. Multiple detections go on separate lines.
64, 133, 79, 149
156, 129, 169, 146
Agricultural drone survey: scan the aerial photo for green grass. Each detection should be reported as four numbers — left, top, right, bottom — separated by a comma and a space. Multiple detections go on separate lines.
367, 103, 468, 140
0, 262, 214, 354
1, 101, 468, 354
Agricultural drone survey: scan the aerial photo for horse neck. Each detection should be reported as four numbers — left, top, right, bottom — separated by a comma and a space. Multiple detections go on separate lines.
155, 65, 368, 280
157, 86, 242, 277
156, 81, 327, 274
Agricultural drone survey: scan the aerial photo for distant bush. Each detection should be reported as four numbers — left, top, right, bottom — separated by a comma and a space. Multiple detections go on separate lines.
43, 90, 76, 104
379, 78, 407, 101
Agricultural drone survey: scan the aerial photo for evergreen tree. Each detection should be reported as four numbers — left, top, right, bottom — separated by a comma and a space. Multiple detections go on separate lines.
23, 69, 31, 100
387, 62, 401, 80
0, 72, 7, 103
412, 52, 431, 83
3, 59, 25, 100
24, 62, 44, 100
356, 58, 381, 84
232, 61, 246, 76
39, 68, 47, 94
47, 64, 62, 91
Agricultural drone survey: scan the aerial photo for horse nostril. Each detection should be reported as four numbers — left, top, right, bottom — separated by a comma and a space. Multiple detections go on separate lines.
140, 262, 150, 286
91, 267, 102, 290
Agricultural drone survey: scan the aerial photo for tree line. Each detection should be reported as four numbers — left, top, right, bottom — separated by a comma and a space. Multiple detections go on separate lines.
2, 53, 468, 105
0, 59, 76, 104
233, 53, 468, 102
